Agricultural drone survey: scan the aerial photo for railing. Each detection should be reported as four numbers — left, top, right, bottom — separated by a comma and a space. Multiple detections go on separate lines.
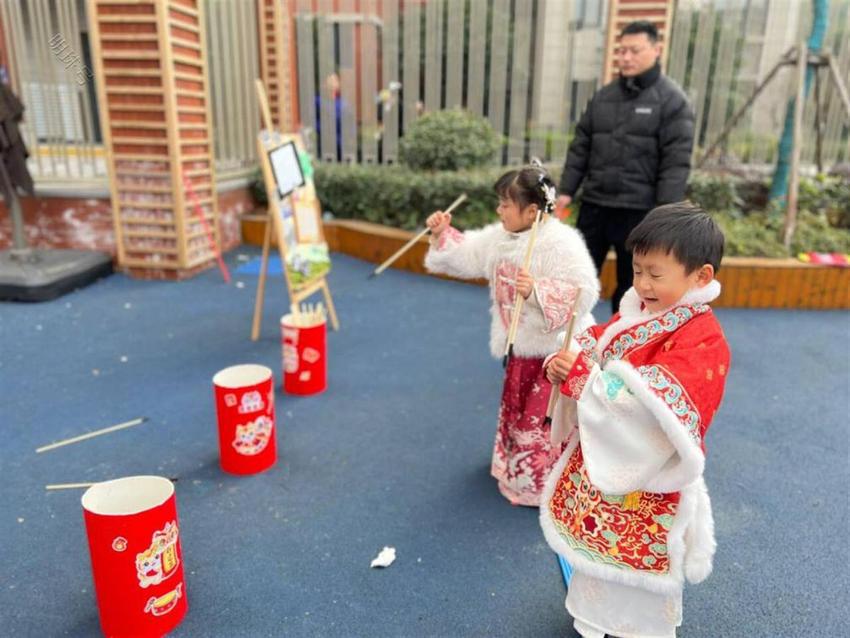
1, 0, 106, 186
0, 0, 261, 186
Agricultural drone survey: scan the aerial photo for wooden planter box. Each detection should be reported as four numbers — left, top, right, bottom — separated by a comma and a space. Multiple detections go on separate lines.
242, 216, 850, 310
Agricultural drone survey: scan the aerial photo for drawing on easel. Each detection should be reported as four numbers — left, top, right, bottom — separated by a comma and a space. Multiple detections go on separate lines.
276, 201, 331, 287
264, 134, 331, 287
268, 141, 305, 199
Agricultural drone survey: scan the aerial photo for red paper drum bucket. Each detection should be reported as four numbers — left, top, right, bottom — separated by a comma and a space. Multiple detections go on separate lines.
281, 314, 327, 395
82, 476, 187, 637
213, 364, 277, 475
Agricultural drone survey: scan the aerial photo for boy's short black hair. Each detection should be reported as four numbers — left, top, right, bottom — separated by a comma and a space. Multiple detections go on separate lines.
626, 201, 725, 273
621, 20, 659, 43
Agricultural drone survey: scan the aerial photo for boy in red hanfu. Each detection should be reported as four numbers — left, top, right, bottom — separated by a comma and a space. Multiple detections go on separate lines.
541, 202, 731, 638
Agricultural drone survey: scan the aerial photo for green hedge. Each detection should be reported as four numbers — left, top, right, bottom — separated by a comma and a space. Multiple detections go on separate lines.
253, 164, 850, 257
398, 109, 501, 171
313, 163, 504, 230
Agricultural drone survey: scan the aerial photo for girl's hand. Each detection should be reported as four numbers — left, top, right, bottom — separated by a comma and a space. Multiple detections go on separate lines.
426, 211, 452, 238
545, 351, 578, 385
516, 269, 533, 299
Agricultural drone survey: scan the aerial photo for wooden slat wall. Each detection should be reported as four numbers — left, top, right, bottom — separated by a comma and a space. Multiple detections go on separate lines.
401, 0, 421, 136
507, 0, 533, 165
338, 0, 357, 162
465, 0, 487, 118
423, 0, 443, 113
316, 0, 336, 161
87, 0, 219, 277
359, 0, 379, 163
280, 0, 844, 170
295, 0, 317, 155
286, 0, 594, 166
380, 0, 400, 163
551, 5, 578, 164
444, 0, 464, 109
171, 0, 220, 269
487, 0, 510, 161
257, 0, 297, 134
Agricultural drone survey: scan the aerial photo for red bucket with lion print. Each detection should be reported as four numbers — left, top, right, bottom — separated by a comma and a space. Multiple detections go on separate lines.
280, 314, 327, 395
82, 476, 187, 637
212, 364, 277, 474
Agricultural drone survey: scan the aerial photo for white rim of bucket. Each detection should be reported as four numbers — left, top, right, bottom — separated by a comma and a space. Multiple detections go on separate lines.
82, 475, 174, 516
281, 313, 325, 329
213, 364, 272, 388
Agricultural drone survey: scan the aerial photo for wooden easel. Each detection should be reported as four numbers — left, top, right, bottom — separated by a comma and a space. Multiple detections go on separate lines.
251, 80, 339, 341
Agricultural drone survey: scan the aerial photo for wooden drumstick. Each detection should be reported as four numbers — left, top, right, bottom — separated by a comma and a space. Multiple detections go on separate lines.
502, 209, 543, 367
369, 193, 467, 279
543, 296, 582, 426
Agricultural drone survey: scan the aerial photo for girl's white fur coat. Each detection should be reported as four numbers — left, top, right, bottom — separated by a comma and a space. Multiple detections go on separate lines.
425, 219, 600, 358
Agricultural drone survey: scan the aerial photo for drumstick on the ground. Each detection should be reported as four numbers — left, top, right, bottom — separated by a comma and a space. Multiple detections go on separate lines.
36, 417, 149, 454
46, 477, 179, 491
543, 299, 581, 427
502, 210, 543, 367
369, 193, 468, 279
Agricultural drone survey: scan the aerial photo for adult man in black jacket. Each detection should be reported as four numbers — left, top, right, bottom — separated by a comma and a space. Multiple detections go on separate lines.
556, 21, 695, 312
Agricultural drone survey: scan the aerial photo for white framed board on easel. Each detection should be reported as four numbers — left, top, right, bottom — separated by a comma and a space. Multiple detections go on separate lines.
251, 80, 340, 341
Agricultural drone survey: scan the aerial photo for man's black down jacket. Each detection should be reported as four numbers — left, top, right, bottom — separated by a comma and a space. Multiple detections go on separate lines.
558, 64, 695, 211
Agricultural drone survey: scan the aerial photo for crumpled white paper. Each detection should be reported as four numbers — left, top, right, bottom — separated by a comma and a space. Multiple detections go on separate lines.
370, 546, 396, 568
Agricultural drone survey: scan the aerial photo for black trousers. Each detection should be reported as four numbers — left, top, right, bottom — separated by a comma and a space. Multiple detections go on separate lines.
576, 202, 648, 313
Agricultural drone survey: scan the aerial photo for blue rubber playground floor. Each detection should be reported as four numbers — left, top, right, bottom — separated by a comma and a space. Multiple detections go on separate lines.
1, 247, 847, 637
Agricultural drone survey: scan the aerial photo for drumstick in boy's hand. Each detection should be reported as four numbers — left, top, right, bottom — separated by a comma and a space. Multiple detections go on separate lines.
543, 299, 581, 427
369, 193, 467, 279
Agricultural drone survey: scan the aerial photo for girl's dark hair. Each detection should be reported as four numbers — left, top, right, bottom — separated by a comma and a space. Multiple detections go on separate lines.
494, 164, 556, 214
626, 202, 725, 273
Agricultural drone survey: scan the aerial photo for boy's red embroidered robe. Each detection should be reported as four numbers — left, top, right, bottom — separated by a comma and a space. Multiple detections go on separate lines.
540, 282, 730, 594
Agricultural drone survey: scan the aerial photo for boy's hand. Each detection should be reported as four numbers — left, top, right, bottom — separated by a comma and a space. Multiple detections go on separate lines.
426, 211, 452, 238
515, 269, 534, 299
545, 351, 578, 385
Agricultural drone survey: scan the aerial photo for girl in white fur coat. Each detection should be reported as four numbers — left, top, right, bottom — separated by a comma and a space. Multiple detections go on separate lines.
425, 166, 599, 506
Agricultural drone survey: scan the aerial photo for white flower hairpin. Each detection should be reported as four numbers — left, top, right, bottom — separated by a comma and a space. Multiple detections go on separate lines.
529, 157, 556, 214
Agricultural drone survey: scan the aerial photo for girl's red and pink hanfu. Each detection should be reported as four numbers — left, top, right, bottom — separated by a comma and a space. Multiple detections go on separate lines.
425, 218, 598, 506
